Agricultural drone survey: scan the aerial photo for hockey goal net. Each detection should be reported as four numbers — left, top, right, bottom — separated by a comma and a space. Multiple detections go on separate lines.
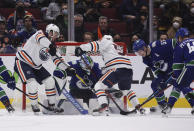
15, 41, 127, 111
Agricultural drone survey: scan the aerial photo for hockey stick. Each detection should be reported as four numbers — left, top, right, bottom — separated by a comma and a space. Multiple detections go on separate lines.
123, 84, 172, 115
55, 54, 88, 86
80, 54, 130, 115
15, 87, 52, 111
60, 80, 88, 114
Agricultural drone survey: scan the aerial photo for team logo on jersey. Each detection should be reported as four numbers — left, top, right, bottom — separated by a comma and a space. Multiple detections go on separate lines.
154, 53, 160, 57
39, 47, 50, 61
151, 41, 156, 48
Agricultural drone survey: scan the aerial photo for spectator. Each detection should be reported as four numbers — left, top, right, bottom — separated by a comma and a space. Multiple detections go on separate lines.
119, 0, 146, 22
0, 16, 8, 40
96, 0, 115, 8
0, 16, 16, 54
159, 32, 168, 41
55, 2, 68, 41
11, 15, 37, 47
92, 16, 119, 41
74, 14, 87, 42
167, 16, 183, 39
14, 0, 38, 8
83, 32, 93, 42
133, 5, 149, 44
75, 0, 101, 22
7, 0, 36, 32
44, 0, 61, 22
183, 1, 194, 33
129, 33, 141, 52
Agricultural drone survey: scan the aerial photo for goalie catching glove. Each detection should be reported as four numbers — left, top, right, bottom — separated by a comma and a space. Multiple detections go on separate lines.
75, 47, 86, 57
65, 67, 76, 76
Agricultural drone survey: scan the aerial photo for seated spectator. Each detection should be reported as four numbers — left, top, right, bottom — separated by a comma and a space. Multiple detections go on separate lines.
0, 16, 16, 54
0, 16, 8, 39
74, 14, 87, 42
119, 0, 146, 22
54, 2, 68, 41
44, 0, 61, 22
183, 1, 194, 32
7, 0, 36, 32
11, 15, 37, 47
167, 16, 183, 39
129, 33, 141, 52
75, 0, 101, 22
159, 32, 168, 41
57, 34, 65, 42
92, 16, 120, 41
95, 0, 115, 8
14, 0, 38, 8
83, 32, 93, 42
133, 5, 149, 44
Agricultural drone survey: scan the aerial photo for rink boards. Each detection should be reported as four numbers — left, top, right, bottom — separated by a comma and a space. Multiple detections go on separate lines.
0, 56, 192, 108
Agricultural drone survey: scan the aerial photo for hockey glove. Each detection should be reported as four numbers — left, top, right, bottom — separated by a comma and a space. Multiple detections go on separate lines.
65, 67, 76, 76
7, 77, 16, 90
48, 43, 56, 56
167, 76, 177, 86
75, 47, 86, 57
53, 70, 66, 79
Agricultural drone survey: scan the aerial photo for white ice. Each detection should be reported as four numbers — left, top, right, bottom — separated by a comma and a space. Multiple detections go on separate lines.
0, 108, 194, 131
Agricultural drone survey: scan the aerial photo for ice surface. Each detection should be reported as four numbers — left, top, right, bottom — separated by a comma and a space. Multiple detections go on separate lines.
0, 108, 193, 131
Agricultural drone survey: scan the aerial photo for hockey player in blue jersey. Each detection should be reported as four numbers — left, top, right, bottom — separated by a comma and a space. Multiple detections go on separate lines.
133, 38, 178, 113
163, 28, 194, 114
0, 57, 15, 113
53, 54, 102, 106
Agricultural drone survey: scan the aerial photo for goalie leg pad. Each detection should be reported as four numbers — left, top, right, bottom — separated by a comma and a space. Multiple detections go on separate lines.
42, 76, 56, 104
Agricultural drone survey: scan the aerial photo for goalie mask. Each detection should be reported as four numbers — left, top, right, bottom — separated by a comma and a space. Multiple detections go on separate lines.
46, 24, 60, 40
79, 54, 94, 74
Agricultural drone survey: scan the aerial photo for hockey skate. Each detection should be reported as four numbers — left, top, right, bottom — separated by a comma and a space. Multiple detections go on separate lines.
31, 104, 40, 115
92, 103, 109, 116
161, 104, 172, 115
150, 103, 167, 114
47, 103, 64, 114
4, 101, 15, 113
191, 107, 194, 115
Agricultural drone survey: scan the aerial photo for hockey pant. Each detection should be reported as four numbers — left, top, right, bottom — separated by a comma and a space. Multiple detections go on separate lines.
94, 68, 139, 108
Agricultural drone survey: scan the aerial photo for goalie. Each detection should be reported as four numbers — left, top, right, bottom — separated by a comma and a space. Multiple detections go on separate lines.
53, 54, 102, 107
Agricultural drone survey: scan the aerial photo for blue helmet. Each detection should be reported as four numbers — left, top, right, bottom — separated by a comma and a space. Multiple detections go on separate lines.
133, 39, 146, 52
175, 28, 189, 38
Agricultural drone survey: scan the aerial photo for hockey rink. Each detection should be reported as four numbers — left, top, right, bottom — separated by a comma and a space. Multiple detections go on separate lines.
0, 108, 193, 131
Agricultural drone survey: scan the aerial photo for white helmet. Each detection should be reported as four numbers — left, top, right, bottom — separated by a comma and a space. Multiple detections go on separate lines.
46, 23, 60, 38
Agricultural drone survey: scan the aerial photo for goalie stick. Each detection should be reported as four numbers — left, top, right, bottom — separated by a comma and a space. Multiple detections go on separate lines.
54, 77, 88, 114
15, 87, 52, 111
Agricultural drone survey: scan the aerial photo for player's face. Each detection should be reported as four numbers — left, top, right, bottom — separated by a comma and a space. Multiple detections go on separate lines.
135, 47, 147, 57
48, 31, 59, 41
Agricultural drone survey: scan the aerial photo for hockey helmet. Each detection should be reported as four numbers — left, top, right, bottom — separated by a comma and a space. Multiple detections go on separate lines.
79, 54, 94, 73
175, 28, 189, 38
133, 39, 146, 52
46, 23, 60, 38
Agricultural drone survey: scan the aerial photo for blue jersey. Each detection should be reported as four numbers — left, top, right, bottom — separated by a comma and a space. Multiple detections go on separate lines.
68, 60, 102, 90
172, 38, 194, 79
0, 57, 12, 83
143, 39, 176, 76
